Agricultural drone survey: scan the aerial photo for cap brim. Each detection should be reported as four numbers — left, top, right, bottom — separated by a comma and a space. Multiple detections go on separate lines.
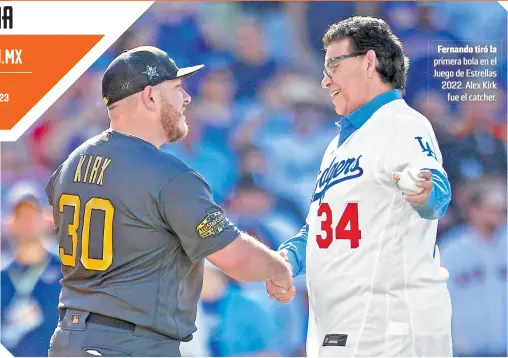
176, 64, 204, 80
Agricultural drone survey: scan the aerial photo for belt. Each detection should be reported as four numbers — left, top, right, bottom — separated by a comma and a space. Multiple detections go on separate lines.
59, 308, 135, 332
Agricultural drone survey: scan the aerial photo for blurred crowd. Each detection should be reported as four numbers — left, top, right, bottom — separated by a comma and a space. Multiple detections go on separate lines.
1, 2, 507, 357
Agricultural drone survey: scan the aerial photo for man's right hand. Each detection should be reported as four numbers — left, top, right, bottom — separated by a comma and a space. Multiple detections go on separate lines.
266, 250, 296, 303
208, 232, 297, 284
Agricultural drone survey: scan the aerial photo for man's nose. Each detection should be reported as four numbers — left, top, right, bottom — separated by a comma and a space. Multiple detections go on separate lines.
183, 89, 191, 104
321, 72, 331, 89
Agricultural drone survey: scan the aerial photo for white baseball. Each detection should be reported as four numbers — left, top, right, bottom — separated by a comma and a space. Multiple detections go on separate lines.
396, 168, 425, 194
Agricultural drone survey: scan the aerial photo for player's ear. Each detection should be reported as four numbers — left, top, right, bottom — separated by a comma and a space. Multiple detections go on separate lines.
141, 86, 157, 110
365, 49, 377, 79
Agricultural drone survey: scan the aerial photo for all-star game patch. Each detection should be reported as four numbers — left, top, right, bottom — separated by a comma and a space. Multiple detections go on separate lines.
196, 211, 228, 239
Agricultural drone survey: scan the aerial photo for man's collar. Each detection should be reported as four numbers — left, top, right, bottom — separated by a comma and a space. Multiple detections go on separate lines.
337, 89, 402, 129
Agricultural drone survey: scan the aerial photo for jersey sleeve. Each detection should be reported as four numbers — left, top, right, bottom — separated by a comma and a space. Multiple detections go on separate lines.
159, 170, 240, 263
383, 116, 444, 173
278, 224, 308, 277
383, 116, 452, 220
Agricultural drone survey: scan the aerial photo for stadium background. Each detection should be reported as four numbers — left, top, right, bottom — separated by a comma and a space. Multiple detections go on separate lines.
1, 1, 506, 357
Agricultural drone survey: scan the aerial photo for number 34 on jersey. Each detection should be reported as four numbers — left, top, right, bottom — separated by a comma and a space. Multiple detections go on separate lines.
316, 202, 361, 249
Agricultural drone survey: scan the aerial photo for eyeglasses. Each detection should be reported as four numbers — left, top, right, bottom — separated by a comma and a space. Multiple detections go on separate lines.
323, 52, 367, 79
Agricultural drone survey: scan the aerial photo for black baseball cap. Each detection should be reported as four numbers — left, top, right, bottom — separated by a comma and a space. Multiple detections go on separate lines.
102, 46, 204, 106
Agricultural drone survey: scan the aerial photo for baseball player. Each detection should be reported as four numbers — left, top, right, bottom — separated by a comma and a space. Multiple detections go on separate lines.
45, 46, 293, 357
267, 17, 453, 357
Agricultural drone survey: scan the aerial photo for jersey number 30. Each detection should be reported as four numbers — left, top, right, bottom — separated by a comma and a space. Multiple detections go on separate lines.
316, 202, 361, 249
59, 194, 114, 271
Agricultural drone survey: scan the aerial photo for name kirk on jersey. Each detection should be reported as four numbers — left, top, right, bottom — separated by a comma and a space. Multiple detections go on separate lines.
73, 154, 112, 186
312, 155, 364, 201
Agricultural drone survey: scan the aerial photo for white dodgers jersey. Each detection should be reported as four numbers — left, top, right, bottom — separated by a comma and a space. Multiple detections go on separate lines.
305, 98, 452, 357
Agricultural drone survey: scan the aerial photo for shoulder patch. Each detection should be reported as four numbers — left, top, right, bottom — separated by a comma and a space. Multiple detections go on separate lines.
100, 131, 112, 142
196, 211, 227, 239
414, 136, 437, 160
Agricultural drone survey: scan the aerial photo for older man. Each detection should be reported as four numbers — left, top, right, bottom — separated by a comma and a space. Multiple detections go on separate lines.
267, 16, 452, 357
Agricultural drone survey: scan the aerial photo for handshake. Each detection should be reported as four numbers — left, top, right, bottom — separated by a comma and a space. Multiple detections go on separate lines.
266, 250, 297, 304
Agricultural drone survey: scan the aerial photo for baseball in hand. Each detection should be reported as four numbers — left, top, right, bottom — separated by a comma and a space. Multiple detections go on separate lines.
396, 168, 425, 194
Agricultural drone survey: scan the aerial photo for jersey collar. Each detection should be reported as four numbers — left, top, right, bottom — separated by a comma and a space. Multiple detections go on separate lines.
337, 89, 402, 130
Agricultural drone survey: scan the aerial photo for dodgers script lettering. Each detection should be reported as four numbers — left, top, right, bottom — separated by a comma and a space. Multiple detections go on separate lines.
312, 155, 364, 202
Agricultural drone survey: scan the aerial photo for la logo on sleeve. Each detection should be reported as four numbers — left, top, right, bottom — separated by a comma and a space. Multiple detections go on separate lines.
415, 136, 437, 160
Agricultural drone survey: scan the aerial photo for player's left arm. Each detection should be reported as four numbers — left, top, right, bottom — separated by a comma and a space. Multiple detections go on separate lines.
278, 224, 308, 277
266, 224, 308, 302
385, 116, 451, 220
